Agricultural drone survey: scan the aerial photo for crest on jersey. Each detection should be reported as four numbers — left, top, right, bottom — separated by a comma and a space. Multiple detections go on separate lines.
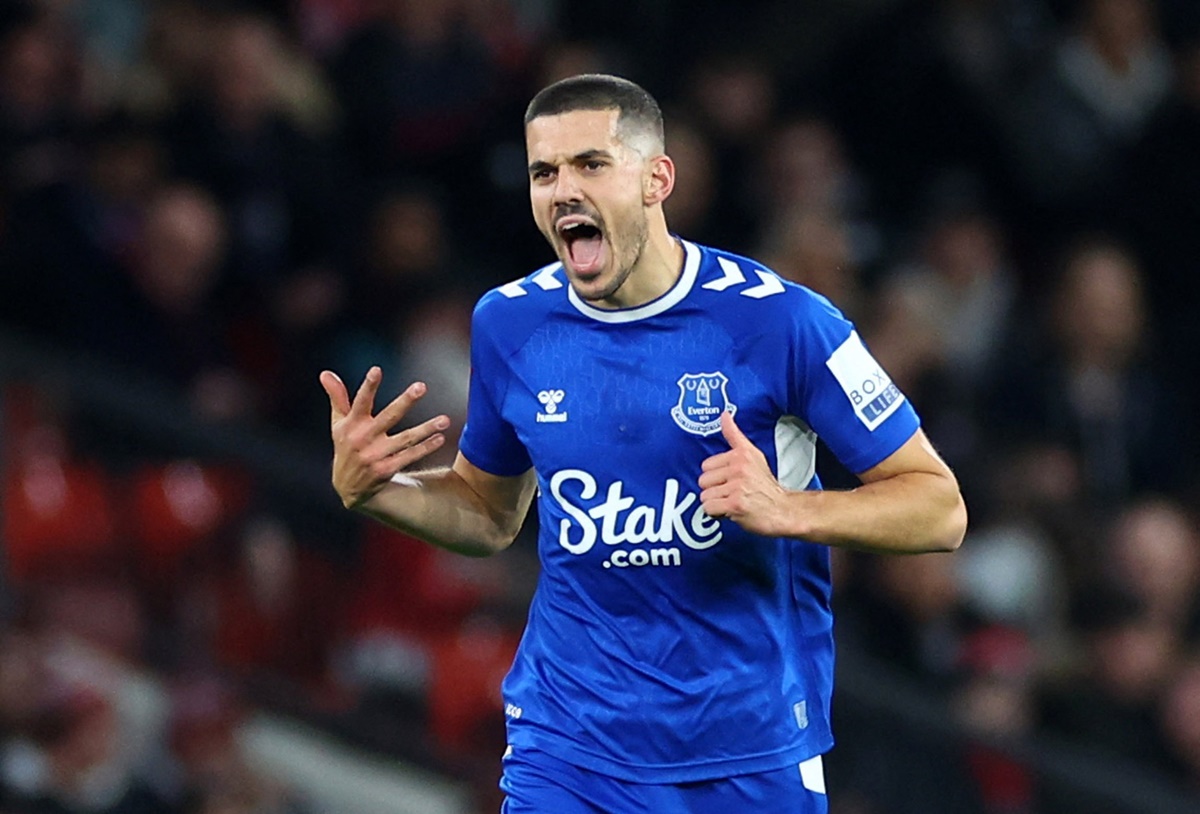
671, 372, 736, 436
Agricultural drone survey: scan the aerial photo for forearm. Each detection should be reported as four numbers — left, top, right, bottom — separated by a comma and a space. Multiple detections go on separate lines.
778, 471, 967, 554
355, 467, 526, 557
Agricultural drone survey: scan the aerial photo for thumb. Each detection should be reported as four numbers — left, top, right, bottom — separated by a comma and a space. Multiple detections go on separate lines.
319, 370, 351, 424
720, 409, 751, 449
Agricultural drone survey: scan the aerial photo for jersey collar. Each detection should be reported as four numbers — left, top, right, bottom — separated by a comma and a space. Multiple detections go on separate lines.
567, 239, 699, 323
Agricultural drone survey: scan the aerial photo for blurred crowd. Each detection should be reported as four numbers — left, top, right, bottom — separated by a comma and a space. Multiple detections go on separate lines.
0, 0, 1199, 813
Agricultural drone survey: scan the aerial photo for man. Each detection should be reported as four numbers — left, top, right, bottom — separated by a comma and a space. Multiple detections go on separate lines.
320, 74, 967, 813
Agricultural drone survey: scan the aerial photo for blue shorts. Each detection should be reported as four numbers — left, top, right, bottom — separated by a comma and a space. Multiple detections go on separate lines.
499, 746, 829, 814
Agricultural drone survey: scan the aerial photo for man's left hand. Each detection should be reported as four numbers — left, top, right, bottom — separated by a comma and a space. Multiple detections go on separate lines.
699, 411, 788, 536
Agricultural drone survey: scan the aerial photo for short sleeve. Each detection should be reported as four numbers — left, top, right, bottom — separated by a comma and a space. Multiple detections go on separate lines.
458, 304, 533, 477
788, 291, 920, 474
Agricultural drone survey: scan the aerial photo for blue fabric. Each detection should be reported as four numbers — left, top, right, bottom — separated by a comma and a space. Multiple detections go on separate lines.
499, 746, 830, 814
460, 240, 920, 782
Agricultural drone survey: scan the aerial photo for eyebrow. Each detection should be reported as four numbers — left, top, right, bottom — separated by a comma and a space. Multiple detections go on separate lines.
528, 149, 615, 174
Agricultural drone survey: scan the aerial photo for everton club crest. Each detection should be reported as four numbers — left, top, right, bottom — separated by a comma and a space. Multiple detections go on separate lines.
671, 372, 736, 436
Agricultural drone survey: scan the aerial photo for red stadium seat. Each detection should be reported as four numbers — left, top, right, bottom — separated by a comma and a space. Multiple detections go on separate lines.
129, 460, 251, 578
2, 450, 118, 583
427, 619, 520, 757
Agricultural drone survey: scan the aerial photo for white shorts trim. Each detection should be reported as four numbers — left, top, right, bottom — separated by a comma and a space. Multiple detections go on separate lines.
799, 755, 826, 795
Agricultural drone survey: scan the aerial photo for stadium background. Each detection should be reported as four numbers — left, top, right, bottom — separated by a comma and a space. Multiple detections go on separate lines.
0, 0, 1199, 812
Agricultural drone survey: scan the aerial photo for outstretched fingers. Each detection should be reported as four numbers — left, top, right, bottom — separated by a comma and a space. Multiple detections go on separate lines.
349, 366, 384, 419
373, 381, 429, 432
379, 414, 452, 471
320, 370, 352, 424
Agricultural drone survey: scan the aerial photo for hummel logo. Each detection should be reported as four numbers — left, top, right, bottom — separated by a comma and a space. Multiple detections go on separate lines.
537, 389, 568, 423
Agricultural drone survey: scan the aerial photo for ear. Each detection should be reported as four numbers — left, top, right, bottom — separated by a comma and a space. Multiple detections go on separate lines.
644, 154, 675, 206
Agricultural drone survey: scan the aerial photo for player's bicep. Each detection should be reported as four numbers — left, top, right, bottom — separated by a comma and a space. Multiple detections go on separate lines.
452, 452, 536, 542
854, 428, 954, 485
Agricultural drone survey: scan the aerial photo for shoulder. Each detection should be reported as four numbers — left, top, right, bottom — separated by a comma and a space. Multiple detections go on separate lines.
474, 261, 568, 316
688, 241, 848, 327
472, 261, 569, 347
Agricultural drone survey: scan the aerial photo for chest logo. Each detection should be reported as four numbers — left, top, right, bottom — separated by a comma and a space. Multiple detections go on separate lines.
671, 372, 736, 436
537, 389, 568, 423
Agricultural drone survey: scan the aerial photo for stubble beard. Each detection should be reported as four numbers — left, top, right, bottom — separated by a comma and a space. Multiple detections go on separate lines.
578, 212, 648, 305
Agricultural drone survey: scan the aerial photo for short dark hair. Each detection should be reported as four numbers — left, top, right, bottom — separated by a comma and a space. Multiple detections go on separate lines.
524, 74, 664, 150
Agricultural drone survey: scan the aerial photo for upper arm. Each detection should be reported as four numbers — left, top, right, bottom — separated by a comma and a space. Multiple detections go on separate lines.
775, 288, 921, 475
855, 428, 957, 485
452, 452, 537, 544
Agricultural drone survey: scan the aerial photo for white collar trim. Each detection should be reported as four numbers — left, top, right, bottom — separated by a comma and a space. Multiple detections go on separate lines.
567, 239, 699, 323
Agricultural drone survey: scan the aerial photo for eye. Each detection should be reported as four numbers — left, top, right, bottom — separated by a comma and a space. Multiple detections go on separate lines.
531, 167, 555, 182
583, 160, 605, 172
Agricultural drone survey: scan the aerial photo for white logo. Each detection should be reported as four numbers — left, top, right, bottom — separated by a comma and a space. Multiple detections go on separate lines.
824, 332, 904, 430
671, 372, 736, 436
548, 470, 722, 566
536, 389, 567, 423
793, 700, 809, 730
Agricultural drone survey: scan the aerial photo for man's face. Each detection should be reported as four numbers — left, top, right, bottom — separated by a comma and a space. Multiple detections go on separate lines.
526, 108, 652, 304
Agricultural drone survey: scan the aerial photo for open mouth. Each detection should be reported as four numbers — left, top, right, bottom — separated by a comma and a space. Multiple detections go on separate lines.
557, 216, 606, 275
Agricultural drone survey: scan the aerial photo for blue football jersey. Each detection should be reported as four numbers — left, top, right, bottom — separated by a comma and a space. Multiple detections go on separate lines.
459, 240, 920, 783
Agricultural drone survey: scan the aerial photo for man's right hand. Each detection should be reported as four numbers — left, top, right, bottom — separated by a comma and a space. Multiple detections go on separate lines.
319, 366, 451, 509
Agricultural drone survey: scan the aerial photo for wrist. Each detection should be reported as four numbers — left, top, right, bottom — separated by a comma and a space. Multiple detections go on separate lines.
772, 488, 816, 540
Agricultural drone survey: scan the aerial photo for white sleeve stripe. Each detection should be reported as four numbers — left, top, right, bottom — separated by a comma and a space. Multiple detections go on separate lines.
775, 416, 817, 490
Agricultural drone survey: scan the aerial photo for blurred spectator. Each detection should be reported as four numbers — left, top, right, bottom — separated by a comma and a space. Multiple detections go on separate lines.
116, 183, 254, 422
165, 10, 348, 329
955, 518, 1064, 642
62, 0, 147, 110
25, 681, 174, 814
0, 3, 84, 196
676, 53, 777, 252
880, 204, 1016, 392
1102, 498, 1200, 635
952, 625, 1040, 814
824, 0, 1045, 228
928, 0, 1055, 104
757, 208, 862, 316
1158, 655, 1200, 792
1037, 584, 1180, 769
119, 1, 218, 118
0, 109, 164, 349
987, 236, 1188, 509
163, 676, 307, 814
863, 200, 1017, 486
1006, 0, 1172, 225
865, 201, 1016, 472
837, 552, 983, 693
754, 115, 881, 270
203, 515, 344, 699
327, 0, 514, 198
751, 112, 879, 319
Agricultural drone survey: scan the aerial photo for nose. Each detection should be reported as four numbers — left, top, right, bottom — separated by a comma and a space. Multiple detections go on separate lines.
552, 167, 582, 205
